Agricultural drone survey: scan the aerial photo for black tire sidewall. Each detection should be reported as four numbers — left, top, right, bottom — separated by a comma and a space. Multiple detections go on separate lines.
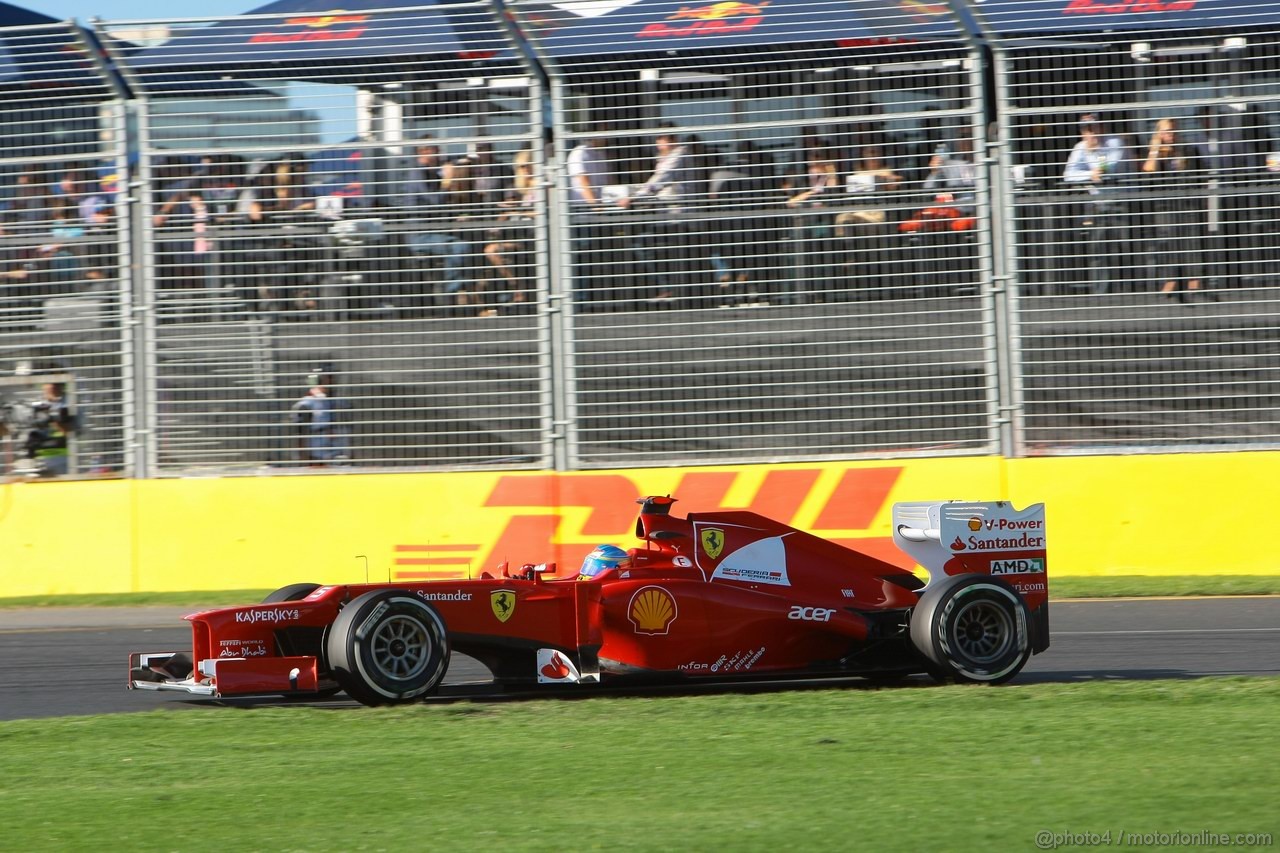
262, 583, 322, 604
327, 590, 450, 704
911, 574, 1031, 684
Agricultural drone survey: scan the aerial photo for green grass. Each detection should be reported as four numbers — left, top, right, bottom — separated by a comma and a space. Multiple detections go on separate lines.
0, 678, 1276, 851
1048, 575, 1280, 599
2, 575, 1278, 608
0, 589, 274, 608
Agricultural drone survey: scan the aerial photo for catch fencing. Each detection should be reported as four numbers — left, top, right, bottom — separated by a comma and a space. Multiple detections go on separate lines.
984, 0, 1280, 453
0, 20, 131, 476
517, 0, 996, 467
108, 4, 550, 473
0, 1, 1278, 478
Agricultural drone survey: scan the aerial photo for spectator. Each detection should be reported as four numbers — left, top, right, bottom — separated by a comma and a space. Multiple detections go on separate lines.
482, 146, 537, 315
261, 153, 315, 219
43, 200, 85, 290
1142, 118, 1212, 302
566, 135, 611, 310
438, 150, 486, 311
467, 141, 503, 207
681, 134, 714, 207
228, 199, 282, 319
841, 144, 903, 221
835, 146, 905, 296
289, 375, 349, 466
680, 134, 718, 304
6, 164, 51, 230
1063, 114, 1128, 186
198, 153, 250, 223
81, 192, 117, 283
1063, 114, 1130, 294
404, 140, 472, 311
923, 136, 978, 210
904, 136, 980, 296
786, 140, 838, 208
709, 141, 787, 305
620, 130, 687, 210
154, 191, 213, 315
786, 139, 840, 302
621, 130, 693, 305
567, 135, 608, 206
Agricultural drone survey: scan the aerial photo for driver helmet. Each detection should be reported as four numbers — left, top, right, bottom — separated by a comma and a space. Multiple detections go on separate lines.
579, 544, 631, 579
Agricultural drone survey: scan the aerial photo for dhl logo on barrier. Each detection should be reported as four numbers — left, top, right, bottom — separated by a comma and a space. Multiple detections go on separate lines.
249, 12, 370, 44
1062, 0, 1195, 14
390, 466, 906, 582
637, 1, 770, 39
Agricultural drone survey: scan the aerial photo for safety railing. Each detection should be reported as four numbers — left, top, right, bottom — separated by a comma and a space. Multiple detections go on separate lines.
514, 0, 998, 466
2, 1, 1280, 479
979, 0, 1280, 453
0, 20, 131, 478
106, 3, 550, 474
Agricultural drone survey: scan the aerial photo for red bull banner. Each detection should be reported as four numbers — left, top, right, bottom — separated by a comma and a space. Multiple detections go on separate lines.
637, 2, 770, 39
249, 15, 370, 44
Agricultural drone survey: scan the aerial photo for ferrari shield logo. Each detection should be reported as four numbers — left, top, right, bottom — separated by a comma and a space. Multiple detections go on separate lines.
700, 528, 725, 559
490, 589, 516, 623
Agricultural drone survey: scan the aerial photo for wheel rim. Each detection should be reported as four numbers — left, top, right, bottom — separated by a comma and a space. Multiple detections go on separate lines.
950, 599, 1013, 665
369, 614, 433, 682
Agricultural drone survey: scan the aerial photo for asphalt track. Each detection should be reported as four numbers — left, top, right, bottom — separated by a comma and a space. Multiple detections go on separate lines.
1, 596, 1276, 721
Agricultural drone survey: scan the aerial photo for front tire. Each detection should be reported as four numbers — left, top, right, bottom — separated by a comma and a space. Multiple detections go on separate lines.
261, 583, 342, 699
262, 583, 322, 604
326, 589, 451, 706
910, 574, 1032, 685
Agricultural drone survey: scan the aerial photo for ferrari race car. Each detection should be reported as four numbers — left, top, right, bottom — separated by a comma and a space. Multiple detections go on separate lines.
129, 496, 1049, 706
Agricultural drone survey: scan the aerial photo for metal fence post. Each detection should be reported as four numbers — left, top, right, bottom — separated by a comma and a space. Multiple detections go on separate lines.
949, 0, 1026, 459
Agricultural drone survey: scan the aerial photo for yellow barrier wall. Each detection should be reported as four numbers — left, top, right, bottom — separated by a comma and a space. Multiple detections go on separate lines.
1, 452, 1276, 597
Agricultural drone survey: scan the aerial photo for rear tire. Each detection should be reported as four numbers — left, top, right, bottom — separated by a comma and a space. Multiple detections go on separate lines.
326, 589, 451, 706
910, 574, 1032, 685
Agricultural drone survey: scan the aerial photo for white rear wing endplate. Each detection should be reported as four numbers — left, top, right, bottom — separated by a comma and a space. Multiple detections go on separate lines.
892, 501, 1047, 585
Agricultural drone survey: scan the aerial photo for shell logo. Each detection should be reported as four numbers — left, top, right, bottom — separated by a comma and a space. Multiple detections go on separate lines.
628, 586, 678, 635
968, 516, 983, 532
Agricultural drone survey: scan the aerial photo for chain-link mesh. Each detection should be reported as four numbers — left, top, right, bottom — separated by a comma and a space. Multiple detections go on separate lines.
516, 0, 998, 465
7, 3, 1280, 478
109, 4, 548, 473
987, 0, 1280, 452
0, 22, 130, 478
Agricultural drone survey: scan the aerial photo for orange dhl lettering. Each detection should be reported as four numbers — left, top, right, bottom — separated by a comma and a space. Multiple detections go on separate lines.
1062, 0, 1196, 14
477, 467, 906, 577
637, 1, 770, 39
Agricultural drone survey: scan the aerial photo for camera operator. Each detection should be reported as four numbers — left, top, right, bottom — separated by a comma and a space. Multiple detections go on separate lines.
1, 382, 78, 477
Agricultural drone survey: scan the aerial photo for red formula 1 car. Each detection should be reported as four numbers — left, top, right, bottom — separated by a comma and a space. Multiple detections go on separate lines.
129, 496, 1049, 705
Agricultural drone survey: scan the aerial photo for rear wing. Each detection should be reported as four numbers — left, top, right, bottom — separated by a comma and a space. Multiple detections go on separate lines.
891, 500, 1047, 590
